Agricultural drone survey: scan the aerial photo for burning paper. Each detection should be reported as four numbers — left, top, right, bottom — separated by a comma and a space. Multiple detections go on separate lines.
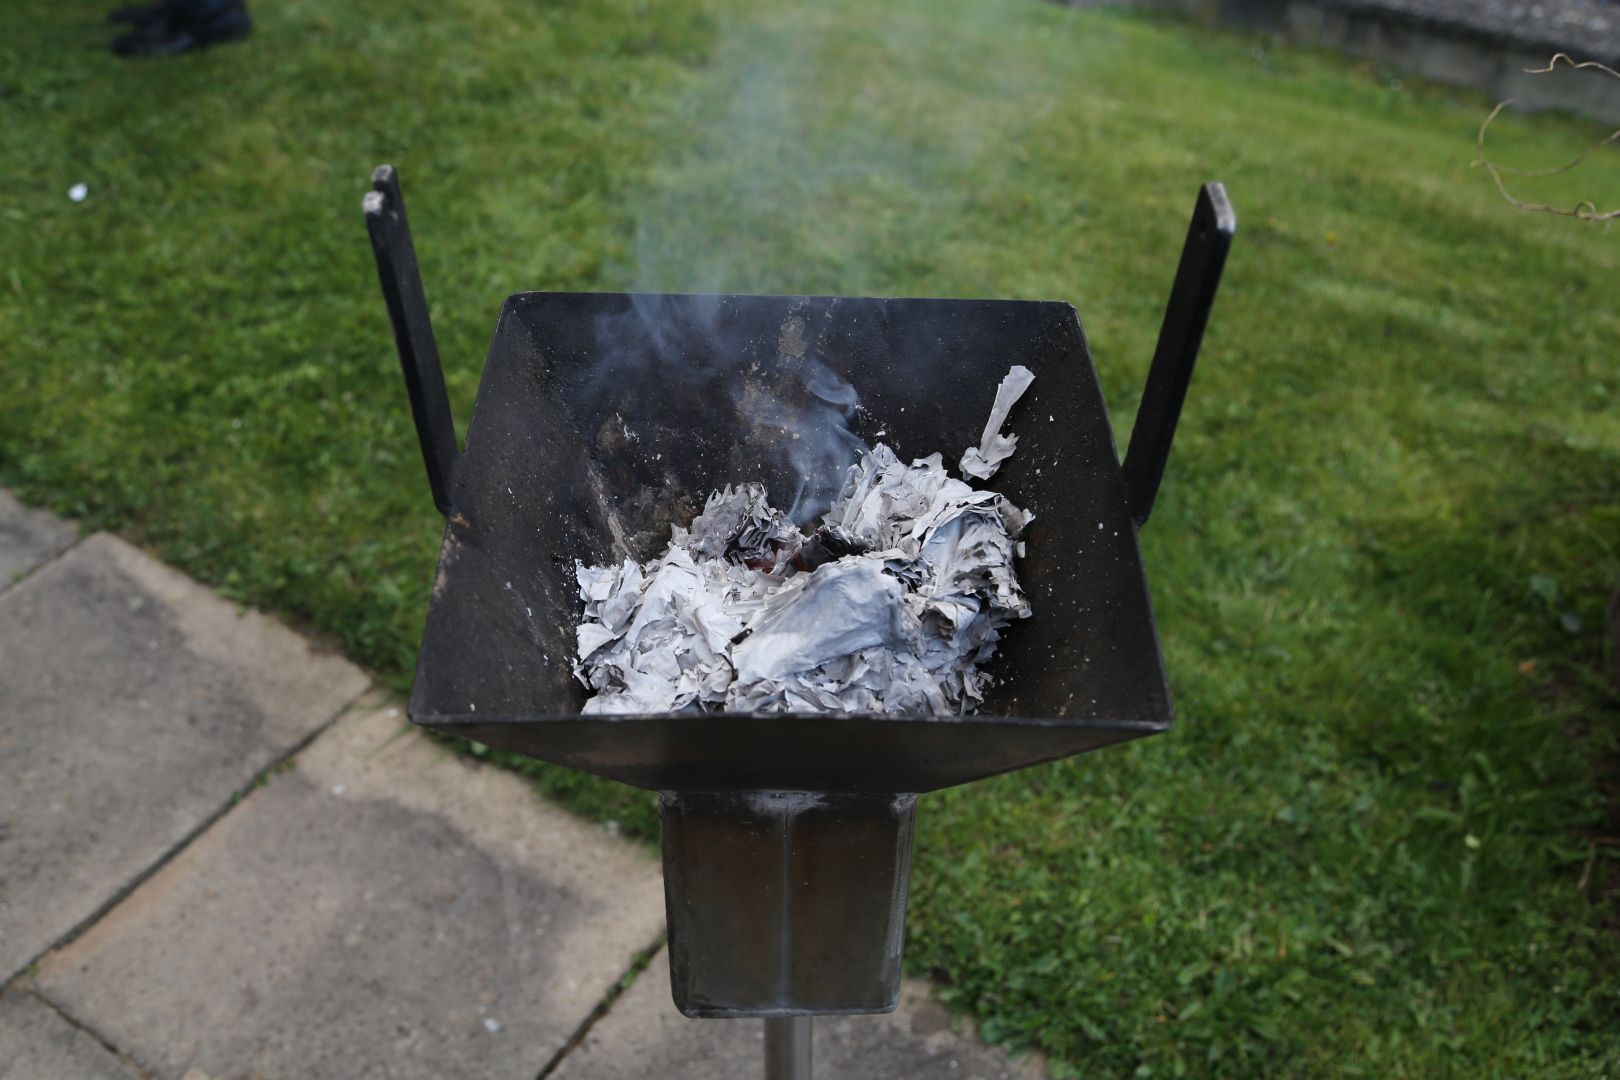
572, 369, 1036, 716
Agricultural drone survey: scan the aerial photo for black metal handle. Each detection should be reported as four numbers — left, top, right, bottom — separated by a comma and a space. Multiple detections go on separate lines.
1121, 182, 1235, 529
364, 164, 460, 517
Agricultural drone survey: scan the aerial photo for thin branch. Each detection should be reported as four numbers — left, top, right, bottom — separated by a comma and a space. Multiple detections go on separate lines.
1473, 54, 1620, 222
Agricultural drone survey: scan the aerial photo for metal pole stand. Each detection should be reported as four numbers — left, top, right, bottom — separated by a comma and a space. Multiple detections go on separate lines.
766, 1017, 812, 1080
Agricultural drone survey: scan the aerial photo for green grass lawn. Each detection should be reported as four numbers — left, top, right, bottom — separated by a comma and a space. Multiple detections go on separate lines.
4, 0, 1619, 1074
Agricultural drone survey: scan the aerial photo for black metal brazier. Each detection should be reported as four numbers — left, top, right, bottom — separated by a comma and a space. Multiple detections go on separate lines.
364, 165, 1233, 1075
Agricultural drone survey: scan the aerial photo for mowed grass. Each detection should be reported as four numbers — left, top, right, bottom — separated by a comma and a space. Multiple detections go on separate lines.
3, 0, 1619, 1074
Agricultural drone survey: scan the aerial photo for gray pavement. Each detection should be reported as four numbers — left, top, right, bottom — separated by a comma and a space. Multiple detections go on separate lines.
550, 950, 1043, 1080
0, 532, 369, 984
0, 992, 141, 1080
35, 700, 667, 1079
0, 490, 75, 587
0, 496, 1043, 1079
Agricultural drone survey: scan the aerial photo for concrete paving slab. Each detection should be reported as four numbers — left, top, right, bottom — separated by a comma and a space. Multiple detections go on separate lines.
0, 533, 369, 983
549, 949, 1046, 1080
34, 703, 667, 1080
0, 490, 76, 589
0, 991, 141, 1080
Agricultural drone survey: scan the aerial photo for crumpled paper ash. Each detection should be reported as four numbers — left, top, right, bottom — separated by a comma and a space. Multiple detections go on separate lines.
573, 366, 1036, 715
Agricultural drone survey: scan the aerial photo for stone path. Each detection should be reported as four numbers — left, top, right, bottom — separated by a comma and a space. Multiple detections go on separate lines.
0, 491, 1042, 1080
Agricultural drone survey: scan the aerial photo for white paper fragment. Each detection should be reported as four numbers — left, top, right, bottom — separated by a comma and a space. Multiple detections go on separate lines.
959, 365, 1035, 480
572, 367, 1036, 716
68, 183, 88, 202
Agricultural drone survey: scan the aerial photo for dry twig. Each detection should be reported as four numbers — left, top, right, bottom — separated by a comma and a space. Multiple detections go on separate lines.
1473, 54, 1620, 221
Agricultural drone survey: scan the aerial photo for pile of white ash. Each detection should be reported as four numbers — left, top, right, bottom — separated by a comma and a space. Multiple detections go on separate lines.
573, 367, 1038, 715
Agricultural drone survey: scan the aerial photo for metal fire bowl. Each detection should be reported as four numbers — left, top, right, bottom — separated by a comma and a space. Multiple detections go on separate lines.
408, 291, 1171, 792
366, 167, 1233, 1018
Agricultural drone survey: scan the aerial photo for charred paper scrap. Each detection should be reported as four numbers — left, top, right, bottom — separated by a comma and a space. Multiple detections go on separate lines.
573, 366, 1037, 715
959, 365, 1036, 481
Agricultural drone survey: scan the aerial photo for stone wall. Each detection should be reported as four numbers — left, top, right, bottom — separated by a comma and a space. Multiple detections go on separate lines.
1115, 0, 1620, 121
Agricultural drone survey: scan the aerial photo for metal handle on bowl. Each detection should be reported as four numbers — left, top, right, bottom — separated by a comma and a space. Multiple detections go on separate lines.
364, 164, 461, 517
1121, 181, 1236, 529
